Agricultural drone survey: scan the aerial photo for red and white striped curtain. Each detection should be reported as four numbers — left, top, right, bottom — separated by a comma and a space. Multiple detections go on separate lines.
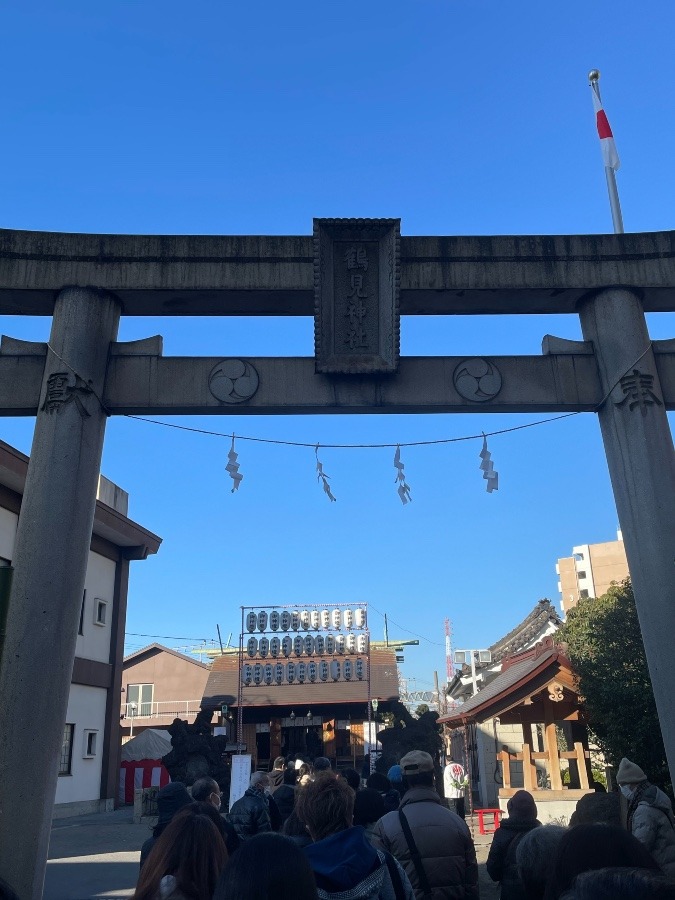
119, 759, 170, 804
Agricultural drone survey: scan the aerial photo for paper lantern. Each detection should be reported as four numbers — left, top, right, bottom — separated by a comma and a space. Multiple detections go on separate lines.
303, 635, 315, 656
242, 664, 253, 685
315, 635, 325, 655
321, 609, 331, 629
300, 609, 311, 630
270, 637, 281, 658
280, 611, 291, 632
258, 638, 269, 658
274, 663, 284, 684
293, 636, 304, 657
270, 611, 280, 631
291, 612, 300, 631
319, 661, 329, 682
343, 608, 354, 629
325, 635, 336, 655
356, 658, 365, 680
331, 608, 342, 629
355, 608, 367, 628
346, 634, 357, 654
263, 664, 273, 685
308, 661, 318, 682
335, 634, 346, 655
310, 610, 321, 630
247, 637, 258, 658
343, 659, 353, 681
297, 662, 307, 683
286, 662, 296, 683
257, 611, 268, 632
281, 636, 292, 658
253, 664, 263, 685
357, 634, 369, 654
330, 660, 341, 681
246, 612, 257, 633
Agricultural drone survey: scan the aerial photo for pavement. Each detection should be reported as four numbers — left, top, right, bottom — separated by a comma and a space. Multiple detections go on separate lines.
44, 808, 498, 900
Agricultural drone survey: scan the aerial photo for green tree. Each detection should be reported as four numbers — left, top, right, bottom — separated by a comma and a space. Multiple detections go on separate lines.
415, 703, 430, 718
560, 579, 669, 789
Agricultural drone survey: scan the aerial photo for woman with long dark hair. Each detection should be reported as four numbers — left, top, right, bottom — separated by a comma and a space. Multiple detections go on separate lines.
132, 805, 227, 900
213, 832, 317, 900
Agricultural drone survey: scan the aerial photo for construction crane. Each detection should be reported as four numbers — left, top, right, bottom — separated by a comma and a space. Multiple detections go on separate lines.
445, 618, 454, 684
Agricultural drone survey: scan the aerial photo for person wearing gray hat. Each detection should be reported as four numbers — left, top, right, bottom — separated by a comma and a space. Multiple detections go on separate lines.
617, 757, 675, 876
372, 751, 478, 899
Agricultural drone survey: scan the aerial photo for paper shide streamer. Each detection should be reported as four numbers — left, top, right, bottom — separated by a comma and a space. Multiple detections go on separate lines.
226, 434, 243, 492
394, 445, 412, 505
315, 445, 336, 502
479, 435, 498, 493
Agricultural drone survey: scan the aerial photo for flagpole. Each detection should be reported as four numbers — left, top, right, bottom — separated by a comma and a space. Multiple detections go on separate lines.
589, 69, 624, 234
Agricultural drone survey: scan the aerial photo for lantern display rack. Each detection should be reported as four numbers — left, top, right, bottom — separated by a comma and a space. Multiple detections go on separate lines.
243, 604, 368, 635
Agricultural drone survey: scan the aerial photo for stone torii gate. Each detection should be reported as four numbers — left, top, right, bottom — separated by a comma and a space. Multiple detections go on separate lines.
1, 219, 675, 896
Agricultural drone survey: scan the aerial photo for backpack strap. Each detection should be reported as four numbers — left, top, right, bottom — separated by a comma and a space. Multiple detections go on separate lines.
382, 850, 407, 900
398, 809, 432, 899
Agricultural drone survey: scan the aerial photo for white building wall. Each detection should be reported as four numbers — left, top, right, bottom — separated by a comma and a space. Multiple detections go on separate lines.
76, 550, 116, 664
55, 684, 108, 804
0, 506, 17, 560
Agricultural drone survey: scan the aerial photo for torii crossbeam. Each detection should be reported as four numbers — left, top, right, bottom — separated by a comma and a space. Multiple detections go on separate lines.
1, 220, 675, 898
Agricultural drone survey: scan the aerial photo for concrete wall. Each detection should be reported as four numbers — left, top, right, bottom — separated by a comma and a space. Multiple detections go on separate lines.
76, 551, 116, 664
55, 684, 108, 804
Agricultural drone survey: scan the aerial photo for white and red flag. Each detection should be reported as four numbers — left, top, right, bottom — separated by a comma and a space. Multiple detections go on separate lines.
591, 83, 620, 170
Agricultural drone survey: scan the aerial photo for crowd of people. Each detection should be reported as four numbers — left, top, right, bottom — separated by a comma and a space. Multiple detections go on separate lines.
124, 752, 675, 900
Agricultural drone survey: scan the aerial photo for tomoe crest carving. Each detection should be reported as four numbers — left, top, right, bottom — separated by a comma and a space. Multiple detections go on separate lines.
209, 359, 259, 404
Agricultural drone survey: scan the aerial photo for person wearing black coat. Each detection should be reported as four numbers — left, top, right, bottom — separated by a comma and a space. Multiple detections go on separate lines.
228, 772, 273, 841
486, 790, 541, 900
273, 766, 298, 824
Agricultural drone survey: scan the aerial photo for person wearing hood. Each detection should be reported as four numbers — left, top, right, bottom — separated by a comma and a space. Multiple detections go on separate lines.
486, 789, 540, 899
296, 773, 415, 900
140, 782, 192, 870
269, 756, 287, 792
371, 750, 478, 900
617, 757, 675, 875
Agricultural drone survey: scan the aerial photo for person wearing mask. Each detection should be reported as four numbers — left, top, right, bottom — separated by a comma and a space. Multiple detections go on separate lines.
617, 757, 675, 876
297, 774, 414, 899
140, 782, 192, 870
228, 772, 273, 841
190, 777, 240, 855
371, 750, 478, 900
132, 805, 227, 900
486, 790, 540, 899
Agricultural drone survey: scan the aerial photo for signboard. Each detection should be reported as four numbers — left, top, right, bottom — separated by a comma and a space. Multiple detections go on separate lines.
228, 754, 252, 810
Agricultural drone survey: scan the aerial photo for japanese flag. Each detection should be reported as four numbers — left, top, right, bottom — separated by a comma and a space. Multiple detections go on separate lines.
591, 84, 620, 171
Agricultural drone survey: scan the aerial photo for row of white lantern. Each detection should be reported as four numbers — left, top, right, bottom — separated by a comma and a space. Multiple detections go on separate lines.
245, 608, 367, 634
246, 633, 369, 659
242, 658, 366, 686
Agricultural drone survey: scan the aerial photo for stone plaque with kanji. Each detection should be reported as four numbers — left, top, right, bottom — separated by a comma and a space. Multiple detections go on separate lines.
314, 218, 400, 374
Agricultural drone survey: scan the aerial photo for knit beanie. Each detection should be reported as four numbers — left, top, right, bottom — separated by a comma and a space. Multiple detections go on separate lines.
387, 765, 403, 785
616, 758, 647, 784
507, 789, 538, 820
156, 782, 191, 826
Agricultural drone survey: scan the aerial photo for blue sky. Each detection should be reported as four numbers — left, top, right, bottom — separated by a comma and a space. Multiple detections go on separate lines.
1, 1, 674, 691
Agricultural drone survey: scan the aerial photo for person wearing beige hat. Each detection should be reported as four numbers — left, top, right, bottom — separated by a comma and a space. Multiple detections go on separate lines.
616, 757, 675, 875
371, 750, 478, 899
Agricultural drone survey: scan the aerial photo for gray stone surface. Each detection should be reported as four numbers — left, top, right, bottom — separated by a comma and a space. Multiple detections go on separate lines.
1, 227, 675, 315
580, 288, 675, 783
0, 288, 121, 900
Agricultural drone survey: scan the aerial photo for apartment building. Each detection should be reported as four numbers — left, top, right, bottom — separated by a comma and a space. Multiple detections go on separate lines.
556, 530, 629, 614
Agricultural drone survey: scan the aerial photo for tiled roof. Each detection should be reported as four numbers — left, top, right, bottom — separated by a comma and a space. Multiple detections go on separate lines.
202, 647, 399, 709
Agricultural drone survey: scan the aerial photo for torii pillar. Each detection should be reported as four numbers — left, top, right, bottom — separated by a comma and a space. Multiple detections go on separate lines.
0, 287, 120, 900
579, 287, 675, 781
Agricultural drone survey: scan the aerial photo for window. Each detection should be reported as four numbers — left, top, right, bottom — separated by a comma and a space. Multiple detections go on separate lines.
577, 570, 587, 580
579, 589, 589, 599
83, 729, 98, 758
59, 724, 74, 775
78, 591, 86, 636
93, 598, 108, 627
127, 683, 153, 717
